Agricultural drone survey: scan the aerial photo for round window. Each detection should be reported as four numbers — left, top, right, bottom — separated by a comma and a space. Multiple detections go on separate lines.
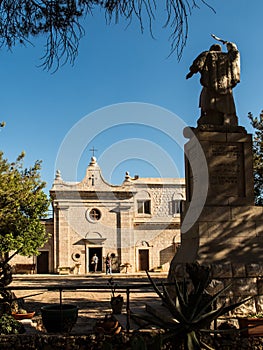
87, 208, 101, 222
72, 252, 81, 262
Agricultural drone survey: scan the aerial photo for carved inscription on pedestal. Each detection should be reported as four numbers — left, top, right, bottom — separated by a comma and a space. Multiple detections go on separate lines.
210, 143, 244, 196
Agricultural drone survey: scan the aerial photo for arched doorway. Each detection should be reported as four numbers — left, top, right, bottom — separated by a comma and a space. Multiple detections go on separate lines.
136, 240, 151, 271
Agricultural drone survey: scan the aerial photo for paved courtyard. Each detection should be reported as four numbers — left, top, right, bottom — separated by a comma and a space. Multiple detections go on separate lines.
9, 273, 168, 334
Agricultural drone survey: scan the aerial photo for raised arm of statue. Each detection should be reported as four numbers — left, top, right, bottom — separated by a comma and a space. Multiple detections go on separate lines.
226, 42, 240, 87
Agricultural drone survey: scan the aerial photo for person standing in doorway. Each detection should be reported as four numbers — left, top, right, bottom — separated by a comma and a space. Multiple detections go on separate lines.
91, 254, 98, 272
105, 254, 112, 275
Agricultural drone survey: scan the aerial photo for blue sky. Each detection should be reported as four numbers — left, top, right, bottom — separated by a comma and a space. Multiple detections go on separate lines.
1, 0, 262, 193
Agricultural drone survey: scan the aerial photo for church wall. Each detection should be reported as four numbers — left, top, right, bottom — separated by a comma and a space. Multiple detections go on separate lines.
148, 186, 184, 217
54, 201, 120, 274
11, 219, 54, 274
11, 158, 186, 275
49, 180, 185, 274
134, 226, 180, 271
132, 183, 183, 272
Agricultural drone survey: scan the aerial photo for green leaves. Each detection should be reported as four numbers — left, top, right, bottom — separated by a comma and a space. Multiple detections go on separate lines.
248, 111, 263, 205
0, 314, 24, 335
0, 152, 50, 260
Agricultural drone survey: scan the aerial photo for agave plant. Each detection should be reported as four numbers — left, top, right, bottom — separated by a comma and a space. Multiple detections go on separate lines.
132, 263, 252, 350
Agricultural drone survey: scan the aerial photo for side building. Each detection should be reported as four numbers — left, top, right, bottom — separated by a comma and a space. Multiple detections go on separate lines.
13, 157, 185, 274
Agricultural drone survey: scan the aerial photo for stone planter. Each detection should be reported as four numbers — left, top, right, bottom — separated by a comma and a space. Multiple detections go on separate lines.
238, 317, 263, 337
110, 296, 124, 314
41, 304, 78, 333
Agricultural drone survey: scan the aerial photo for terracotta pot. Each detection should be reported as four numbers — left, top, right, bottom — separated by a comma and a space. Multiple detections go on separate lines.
41, 304, 78, 333
238, 317, 263, 337
95, 315, 120, 334
12, 311, 35, 320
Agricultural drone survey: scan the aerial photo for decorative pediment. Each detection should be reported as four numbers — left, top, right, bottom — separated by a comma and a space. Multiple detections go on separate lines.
84, 231, 106, 245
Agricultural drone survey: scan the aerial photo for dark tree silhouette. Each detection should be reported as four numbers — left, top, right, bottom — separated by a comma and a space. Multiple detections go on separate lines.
0, 1, 214, 71
248, 111, 263, 206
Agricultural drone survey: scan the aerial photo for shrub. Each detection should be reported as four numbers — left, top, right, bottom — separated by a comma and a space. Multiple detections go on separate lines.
0, 314, 25, 335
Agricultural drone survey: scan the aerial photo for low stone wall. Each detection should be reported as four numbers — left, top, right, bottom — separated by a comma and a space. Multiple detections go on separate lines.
170, 263, 263, 314
0, 334, 263, 350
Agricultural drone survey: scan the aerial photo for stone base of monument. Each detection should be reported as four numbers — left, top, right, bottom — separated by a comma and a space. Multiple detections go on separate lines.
168, 124, 263, 315
183, 127, 255, 207
176, 204, 263, 264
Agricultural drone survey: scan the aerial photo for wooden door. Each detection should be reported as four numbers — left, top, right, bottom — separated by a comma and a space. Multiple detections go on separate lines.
37, 251, 49, 274
138, 249, 149, 271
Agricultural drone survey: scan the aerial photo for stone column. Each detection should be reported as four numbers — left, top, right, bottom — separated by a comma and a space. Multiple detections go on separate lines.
56, 204, 70, 268
116, 204, 134, 271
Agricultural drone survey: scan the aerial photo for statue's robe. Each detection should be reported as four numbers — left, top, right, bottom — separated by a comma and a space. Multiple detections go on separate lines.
189, 46, 240, 117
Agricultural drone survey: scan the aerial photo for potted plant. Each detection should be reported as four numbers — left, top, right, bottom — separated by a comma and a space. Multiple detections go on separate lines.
238, 313, 263, 337
131, 263, 253, 350
12, 307, 35, 320
94, 314, 121, 335
121, 262, 131, 273
0, 314, 25, 335
108, 278, 124, 314
41, 303, 78, 333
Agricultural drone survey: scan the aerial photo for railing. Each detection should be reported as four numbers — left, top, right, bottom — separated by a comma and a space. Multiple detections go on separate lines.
3, 282, 171, 332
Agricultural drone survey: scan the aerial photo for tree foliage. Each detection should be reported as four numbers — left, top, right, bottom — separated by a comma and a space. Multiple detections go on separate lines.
0, 151, 50, 260
0, 0, 214, 71
248, 111, 263, 206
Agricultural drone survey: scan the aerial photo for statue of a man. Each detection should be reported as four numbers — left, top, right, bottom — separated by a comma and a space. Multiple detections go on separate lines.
186, 40, 240, 126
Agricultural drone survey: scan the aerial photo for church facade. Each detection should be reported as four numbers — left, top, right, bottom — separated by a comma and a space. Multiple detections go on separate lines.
14, 157, 185, 274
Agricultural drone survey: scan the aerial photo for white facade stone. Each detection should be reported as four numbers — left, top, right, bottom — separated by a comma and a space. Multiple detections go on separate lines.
12, 157, 185, 274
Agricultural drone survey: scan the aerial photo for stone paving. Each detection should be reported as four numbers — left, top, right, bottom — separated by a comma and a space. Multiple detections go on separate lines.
9, 273, 167, 335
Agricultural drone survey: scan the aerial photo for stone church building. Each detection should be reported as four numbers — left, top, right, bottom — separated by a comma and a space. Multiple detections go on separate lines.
14, 156, 185, 274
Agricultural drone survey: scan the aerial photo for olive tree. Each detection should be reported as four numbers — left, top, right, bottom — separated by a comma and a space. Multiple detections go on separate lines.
0, 151, 50, 308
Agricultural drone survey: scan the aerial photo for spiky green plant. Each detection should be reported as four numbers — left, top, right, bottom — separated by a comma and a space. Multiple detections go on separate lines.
132, 264, 252, 350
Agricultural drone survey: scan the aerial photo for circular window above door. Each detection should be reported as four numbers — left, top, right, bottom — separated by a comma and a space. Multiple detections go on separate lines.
86, 208, 101, 223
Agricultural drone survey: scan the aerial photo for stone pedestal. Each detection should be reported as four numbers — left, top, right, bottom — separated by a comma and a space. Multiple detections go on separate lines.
172, 125, 263, 265
178, 204, 263, 264
169, 124, 263, 313
184, 125, 254, 207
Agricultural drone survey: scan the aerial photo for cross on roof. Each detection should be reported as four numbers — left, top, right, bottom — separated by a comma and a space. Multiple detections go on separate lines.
89, 146, 98, 157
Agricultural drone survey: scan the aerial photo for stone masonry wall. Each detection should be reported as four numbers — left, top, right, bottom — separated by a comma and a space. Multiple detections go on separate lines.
149, 186, 184, 217
0, 333, 262, 349
170, 262, 263, 315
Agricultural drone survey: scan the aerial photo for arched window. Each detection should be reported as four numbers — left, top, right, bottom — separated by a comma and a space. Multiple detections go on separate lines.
136, 191, 151, 215
172, 193, 184, 215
